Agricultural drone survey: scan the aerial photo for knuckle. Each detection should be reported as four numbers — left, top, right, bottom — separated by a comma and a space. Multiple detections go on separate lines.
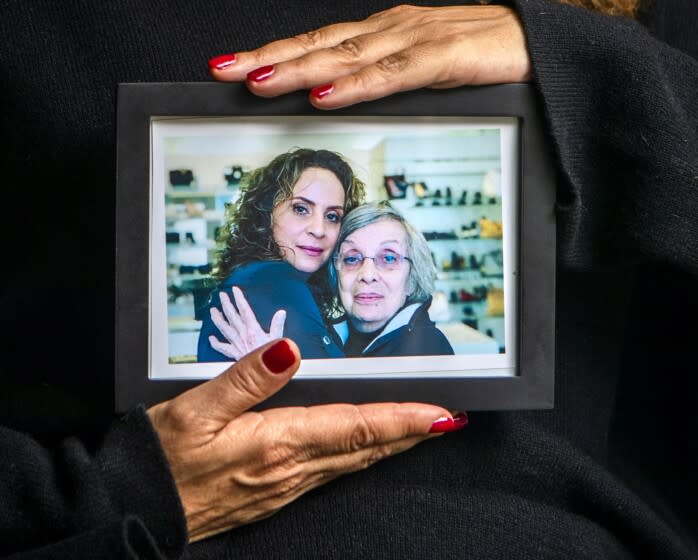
333, 38, 364, 61
347, 407, 377, 451
293, 29, 324, 51
367, 4, 418, 21
161, 398, 199, 432
385, 4, 413, 15
374, 53, 410, 76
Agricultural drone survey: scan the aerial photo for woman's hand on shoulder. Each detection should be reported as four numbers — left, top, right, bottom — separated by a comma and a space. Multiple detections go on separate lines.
208, 4, 531, 109
148, 338, 467, 542
209, 286, 286, 360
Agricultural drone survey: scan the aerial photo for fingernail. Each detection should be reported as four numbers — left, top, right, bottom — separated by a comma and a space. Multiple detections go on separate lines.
208, 53, 237, 71
429, 416, 453, 433
452, 411, 469, 429
262, 339, 295, 373
429, 411, 468, 433
310, 83, 334, 99
247, 65, 275, 82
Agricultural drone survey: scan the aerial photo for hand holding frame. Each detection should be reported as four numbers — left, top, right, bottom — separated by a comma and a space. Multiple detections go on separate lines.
148, 339, 467, 542
208, 4, 531, 109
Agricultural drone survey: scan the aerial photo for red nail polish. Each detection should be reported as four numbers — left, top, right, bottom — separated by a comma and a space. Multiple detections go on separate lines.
452, 412, 469, 429
262, 339, 295, 373
247, 65, 275, 82
310, 83, 334, 99
429, 416, 454, 433
429, 412, 468, 433
208, 53, 237, 71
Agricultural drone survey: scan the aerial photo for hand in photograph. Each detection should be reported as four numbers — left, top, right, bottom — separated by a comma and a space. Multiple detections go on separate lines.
148, 338, 466, 542
208, 286, 286, 360
208, 4, 531, 108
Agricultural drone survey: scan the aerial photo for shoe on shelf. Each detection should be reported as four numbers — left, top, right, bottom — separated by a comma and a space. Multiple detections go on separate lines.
412, 181, 429, 198
459, 288, 479, 302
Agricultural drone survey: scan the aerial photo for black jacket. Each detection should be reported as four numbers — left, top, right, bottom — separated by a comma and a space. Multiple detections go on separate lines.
338, 301, 455, 357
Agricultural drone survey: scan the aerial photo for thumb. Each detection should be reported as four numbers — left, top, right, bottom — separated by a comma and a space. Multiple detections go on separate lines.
186, 338, 300, 426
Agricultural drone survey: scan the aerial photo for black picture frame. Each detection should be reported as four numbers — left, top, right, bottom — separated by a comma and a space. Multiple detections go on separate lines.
115, 82, 556, 413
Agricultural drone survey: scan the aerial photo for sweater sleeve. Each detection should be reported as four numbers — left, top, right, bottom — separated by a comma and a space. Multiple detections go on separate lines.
513, 0, 698, 276
0, 406, 188, 559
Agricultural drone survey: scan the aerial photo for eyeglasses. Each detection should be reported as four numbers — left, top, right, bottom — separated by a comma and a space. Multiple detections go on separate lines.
335, 249, 411, 271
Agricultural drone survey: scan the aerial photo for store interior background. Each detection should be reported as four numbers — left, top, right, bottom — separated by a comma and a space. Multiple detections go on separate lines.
164, 127, 505, 363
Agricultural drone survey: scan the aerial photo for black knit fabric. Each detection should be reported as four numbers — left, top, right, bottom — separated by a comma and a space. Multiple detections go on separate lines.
0, 0, 696, 558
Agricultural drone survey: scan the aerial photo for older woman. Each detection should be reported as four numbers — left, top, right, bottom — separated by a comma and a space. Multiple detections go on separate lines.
210, 201, 454, 359
329, 202, 454, 357
197, 147, 365, 362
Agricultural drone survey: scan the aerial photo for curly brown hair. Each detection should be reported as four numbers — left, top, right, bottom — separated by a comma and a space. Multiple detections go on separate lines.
212, 147, 366, 315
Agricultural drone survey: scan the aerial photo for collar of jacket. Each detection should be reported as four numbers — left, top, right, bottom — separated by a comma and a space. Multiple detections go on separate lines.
332, 301, 425, 353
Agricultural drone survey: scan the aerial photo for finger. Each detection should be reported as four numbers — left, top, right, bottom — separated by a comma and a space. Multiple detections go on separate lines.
269, 310, 286, 339
210, 307, 245, 356
211, 5, 530, 103
208, 18, 387, 81
219, 290, 248, 347
248, 402, 458, 461
170, 338, 301, 429
306, 46, 436, 109
310, 26, 530, 109
208, 335, 244, 361
308, 434, 430, 478
242, 6, 486, 99
244, 28, 417, 98
232, 286, 268, 340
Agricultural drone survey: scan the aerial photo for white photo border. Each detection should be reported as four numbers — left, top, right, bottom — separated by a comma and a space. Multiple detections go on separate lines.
150, 116, 518, 380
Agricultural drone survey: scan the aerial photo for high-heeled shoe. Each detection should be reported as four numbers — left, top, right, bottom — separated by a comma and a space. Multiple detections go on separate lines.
383, 175, 408, 199
459, 288, 479, 302
412, 181, 429, 198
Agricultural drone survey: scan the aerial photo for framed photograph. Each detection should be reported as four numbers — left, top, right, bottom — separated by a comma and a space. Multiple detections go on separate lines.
115, 82, 556, 413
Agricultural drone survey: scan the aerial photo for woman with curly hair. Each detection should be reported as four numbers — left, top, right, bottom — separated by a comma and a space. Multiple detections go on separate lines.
196, 147, 365, 362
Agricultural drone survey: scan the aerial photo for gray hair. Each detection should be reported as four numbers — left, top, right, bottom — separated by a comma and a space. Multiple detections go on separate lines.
328, 201, 435, 305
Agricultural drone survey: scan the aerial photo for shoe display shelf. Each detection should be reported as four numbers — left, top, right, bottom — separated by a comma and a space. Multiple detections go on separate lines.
379, 129, 505, 352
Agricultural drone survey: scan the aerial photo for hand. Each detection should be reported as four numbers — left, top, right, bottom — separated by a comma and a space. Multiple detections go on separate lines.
209, 286, 286, 360
208, 4, 531, 109
147, 338, 467, 542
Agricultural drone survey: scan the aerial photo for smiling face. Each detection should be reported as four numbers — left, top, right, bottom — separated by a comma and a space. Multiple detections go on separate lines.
337, 219, 412, 333
271, 166, 346, 273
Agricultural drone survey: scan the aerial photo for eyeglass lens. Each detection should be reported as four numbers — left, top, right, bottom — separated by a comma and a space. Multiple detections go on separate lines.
339, 249, 407, 271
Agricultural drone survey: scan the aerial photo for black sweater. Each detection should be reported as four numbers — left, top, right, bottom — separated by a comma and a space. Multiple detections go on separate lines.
0, 0, 696, 558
